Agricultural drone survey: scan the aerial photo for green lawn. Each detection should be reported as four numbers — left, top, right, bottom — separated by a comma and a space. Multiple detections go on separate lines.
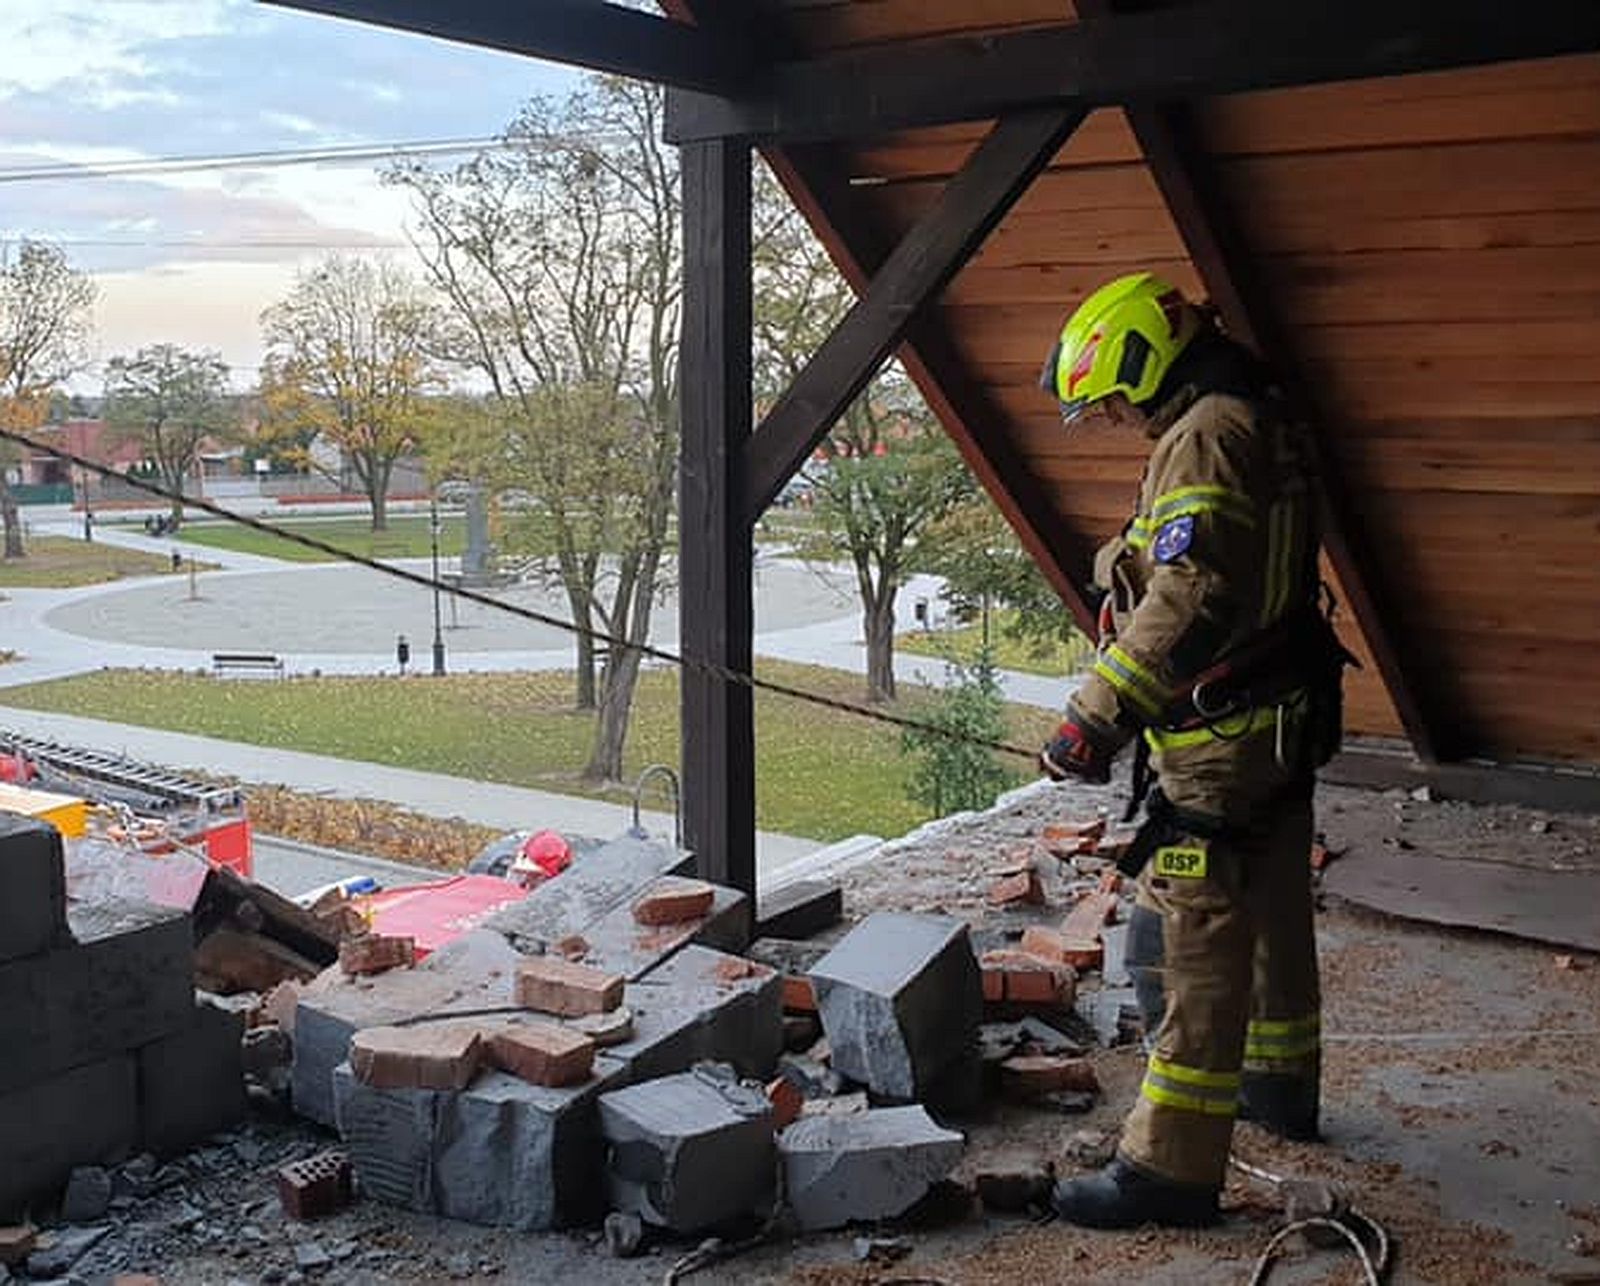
899, 610, 1094, 677
0, 536, 184, 588
178, 514, 468, 563
0, 661, 1057, 842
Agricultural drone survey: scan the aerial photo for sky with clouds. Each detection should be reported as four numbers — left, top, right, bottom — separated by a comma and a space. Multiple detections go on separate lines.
0, 0, 579, 390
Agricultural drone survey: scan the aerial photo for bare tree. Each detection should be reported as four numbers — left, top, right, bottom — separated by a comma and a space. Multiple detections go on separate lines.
260, 256, 443, 531
103, 344, 232, 525
0, 240, 96, 557
393, 77, 680, 782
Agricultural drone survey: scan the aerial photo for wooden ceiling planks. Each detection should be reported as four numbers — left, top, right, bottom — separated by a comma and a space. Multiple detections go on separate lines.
697, 0, 1600, 765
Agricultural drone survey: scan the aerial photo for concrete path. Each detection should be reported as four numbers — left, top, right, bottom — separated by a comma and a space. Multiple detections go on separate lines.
4, 515, 1077, 710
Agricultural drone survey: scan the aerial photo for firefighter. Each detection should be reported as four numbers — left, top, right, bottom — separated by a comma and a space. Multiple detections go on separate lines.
1037, 272, 1345, 1228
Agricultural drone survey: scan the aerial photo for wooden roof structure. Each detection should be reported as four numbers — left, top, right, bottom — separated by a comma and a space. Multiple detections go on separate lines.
274, 0, 1600, 891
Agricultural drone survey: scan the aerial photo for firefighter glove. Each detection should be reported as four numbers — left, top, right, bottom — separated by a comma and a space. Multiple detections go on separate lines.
1041, 716, 1115, 784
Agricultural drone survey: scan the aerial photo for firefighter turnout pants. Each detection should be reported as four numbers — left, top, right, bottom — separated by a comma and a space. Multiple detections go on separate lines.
1120, 794, 1320, 1187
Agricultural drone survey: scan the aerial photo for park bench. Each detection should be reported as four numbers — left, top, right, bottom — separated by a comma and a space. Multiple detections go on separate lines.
211, 652, 286, 680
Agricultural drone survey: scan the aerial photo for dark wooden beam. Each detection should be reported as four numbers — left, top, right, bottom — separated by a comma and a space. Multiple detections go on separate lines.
264, 0, 757, 95
742, 107, 1087, 524
1096, 81, 1454, 761
678, 138, 756, 893
767, 145, 1099, 633
666, 1, 1600, 142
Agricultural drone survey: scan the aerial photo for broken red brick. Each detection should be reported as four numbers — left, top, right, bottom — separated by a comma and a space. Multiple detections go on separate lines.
1555, 954, 1585, 971
1041, 818, 1106, 858
986, 868, 1045, 907
1019, 925, 1070, 964
1050, 890, 1121, 970
713, 957, 770, 983
766, 1075, 803, 1130
999, 1054, 1101, 1100
338, 933, 415, 977
515, 956, 625, 1017
113, 1276, 164, 1286
553, 934, 590, 960
277, 1150, 354, 1221
350, 1024, 482, 1090
782, 974, 818, 1013
484, 1022, 596, 1087
0, 1225, 37, 1266
632, 878, 716, 926
980, 949, 1076, 1009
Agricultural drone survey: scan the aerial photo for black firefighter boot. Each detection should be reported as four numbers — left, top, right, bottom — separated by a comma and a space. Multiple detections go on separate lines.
1051, 1155, 1220, 1229
1238, 1072, 1321, 1142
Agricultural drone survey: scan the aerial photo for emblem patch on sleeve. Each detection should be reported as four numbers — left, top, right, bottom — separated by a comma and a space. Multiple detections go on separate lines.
1151, 515, 1195, 564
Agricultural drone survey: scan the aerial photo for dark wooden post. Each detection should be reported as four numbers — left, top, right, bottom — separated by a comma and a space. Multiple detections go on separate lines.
679, 138, 755, 893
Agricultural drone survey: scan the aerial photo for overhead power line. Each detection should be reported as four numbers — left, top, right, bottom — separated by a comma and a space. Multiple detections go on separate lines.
0, 128, 619, 185
0, 425, 1042, 764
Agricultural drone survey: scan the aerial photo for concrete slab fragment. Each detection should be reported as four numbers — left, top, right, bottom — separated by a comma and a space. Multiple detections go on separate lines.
599, 1066, 775, 1232
292, 928, 523, 1127
607, 945, 784, 1086
780, 1105, 964, 1232
333, 1058, 622, 1230
484, 835, 689, 954
809, 912, 982, 1101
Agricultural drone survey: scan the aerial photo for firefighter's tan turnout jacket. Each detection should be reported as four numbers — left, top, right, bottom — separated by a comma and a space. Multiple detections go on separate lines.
1070, 387, 1320, 826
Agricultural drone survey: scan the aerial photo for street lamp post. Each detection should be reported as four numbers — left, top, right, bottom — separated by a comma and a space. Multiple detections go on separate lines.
430, 498, 447, 676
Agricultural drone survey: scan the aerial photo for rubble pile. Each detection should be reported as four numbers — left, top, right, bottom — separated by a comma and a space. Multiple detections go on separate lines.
0, 794, 1147, 1274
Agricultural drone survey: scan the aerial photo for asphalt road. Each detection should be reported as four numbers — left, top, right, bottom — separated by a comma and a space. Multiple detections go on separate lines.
250, 832, 448, 900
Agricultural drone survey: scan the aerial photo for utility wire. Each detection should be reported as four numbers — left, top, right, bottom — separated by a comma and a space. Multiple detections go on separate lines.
0, 129, 621, 184
0, 427, 1045, 763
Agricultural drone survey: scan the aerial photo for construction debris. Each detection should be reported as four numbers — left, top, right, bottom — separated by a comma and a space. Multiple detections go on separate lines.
350, 1024, 484, 1091
780, 1106, 964, 1232
276, 1150, 353, 1220
338, 932, 416, 977
632, 877, 716, 926
599, 1064, 776, 1233
515, 956, 626, 1017
809, 911, 983, 1101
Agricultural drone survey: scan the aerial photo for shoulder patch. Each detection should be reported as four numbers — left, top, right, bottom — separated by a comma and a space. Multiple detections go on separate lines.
1151, 515, 1195, 564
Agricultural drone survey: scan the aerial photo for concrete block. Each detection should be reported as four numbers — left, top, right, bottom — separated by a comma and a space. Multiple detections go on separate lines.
780, 1105, 964, 1231
999, 1054, 1100, 1100
292, 927, 522, 1128
0, 1055, 138, 1222
0, 897, 192, 1096
484, 834, 689, 954
334, 1059, 621, 1230
137, 1000, 247, 1156
607, 945, 783, 1086
599, 1066, 775, 1232
0, 817, 66, 964
809, 912, 982, 1101
350, 1024, 482, 1090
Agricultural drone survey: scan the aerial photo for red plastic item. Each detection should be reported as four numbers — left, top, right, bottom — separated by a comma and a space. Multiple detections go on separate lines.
360, 874, 529, 959
203, 817, 254, 877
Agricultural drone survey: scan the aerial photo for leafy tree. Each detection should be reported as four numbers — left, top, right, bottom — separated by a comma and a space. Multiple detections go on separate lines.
393, 77, 680, 782
0, 240, 96, 557
752, 162, 970, 702
900, 650, 1019, 818
920, 492, 1093, 666
103, 344, 233, 525
259, 256, 443, 531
